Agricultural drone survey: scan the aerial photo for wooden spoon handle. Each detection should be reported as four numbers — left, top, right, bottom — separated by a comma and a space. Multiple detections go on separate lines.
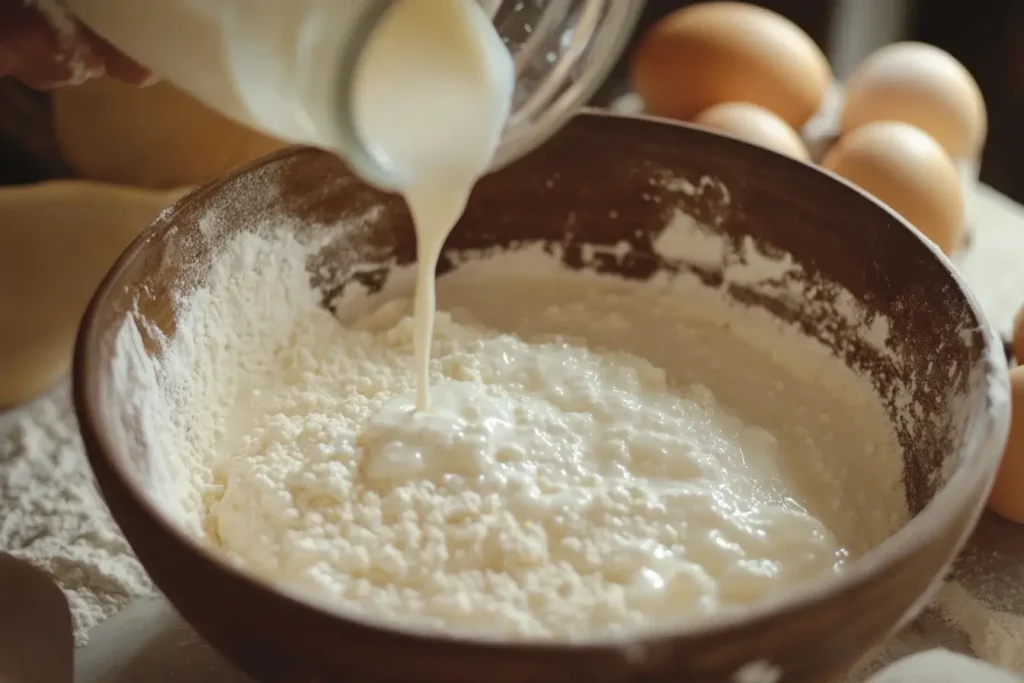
0, 553, 73, 683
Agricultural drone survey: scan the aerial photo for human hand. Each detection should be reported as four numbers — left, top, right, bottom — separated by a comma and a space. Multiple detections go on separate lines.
0, 0, 153, 89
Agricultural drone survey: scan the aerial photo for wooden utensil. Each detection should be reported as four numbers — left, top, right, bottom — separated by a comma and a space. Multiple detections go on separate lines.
0, 181, 187, 409
0, 553, 73, 683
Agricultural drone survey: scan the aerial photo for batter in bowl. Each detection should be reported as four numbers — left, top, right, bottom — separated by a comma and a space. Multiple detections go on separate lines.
116, 226, 908, 639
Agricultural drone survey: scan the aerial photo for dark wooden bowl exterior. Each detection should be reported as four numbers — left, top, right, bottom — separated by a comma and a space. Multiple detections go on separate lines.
74, 112, 1009, 683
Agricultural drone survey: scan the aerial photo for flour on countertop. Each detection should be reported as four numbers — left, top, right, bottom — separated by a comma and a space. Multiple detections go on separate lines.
0, 385, 152, 646
837, 580, 1024, 681
733, 660, 783, 683
932, 581, 1024, 674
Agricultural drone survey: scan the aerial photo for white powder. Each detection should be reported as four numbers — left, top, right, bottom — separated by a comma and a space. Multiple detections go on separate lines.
835, 567, 1024, 681
933, 582, 1024, 673
733, 660, 783, 683
109, 206, 907, 640
0, 385, 152, 646
24, 0, 103, 86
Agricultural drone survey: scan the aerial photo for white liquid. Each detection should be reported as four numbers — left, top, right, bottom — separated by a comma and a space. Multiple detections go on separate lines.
352, 0, 514, 411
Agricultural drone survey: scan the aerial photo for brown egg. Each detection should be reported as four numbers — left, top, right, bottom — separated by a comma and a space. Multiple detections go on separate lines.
842, 42, 987, 159
821, 122, 965, 254
630, 2, 831, 128
1014, 307, 1024, 363
694, 102, 810, 161
989, 366, 1024, 523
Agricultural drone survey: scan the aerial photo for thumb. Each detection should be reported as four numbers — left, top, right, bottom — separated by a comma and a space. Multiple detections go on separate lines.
0, 0, 154, 89
81, 25, 156, 86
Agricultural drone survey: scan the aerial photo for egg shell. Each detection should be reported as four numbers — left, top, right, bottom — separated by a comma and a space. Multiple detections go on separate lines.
822, 121, 965, 255
694, 102, 810, 161
1014, 306, 1024, 363
988, 367, 1024, 524
842, 42, 987, 159
630, 2, 831, 129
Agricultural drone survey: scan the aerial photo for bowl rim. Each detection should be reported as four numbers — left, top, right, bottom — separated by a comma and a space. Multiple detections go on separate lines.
73, 110, 1012, 653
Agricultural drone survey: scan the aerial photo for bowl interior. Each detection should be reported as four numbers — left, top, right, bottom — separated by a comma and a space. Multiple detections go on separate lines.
76, 112, 1008, 681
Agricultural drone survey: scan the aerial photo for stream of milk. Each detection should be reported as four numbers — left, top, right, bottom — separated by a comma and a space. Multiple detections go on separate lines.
352, 0, 514, 414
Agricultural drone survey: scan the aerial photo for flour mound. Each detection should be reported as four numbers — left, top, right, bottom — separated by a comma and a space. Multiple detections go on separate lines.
0, 387, 152, 645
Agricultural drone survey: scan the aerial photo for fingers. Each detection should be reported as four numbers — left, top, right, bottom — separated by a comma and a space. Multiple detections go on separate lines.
0, 0, 155, 89
78, 25, 155, 86
0, 1, 103, 88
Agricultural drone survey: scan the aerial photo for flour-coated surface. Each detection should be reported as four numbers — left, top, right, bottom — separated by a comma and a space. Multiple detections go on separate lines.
123, 228, 906, 640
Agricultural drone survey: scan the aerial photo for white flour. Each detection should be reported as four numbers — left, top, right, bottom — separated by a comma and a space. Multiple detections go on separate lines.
108, 203, 907, 639
0, 385, 152, 646
837, 580, 1024, 681
933, 581, 1024, 673
25, 0, 104, 86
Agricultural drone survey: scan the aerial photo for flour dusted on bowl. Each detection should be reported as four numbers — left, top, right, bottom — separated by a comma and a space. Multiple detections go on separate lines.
110, 210, 908, 639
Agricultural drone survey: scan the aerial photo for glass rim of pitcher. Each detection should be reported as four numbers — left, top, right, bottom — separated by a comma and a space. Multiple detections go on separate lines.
335, 0, 645, 192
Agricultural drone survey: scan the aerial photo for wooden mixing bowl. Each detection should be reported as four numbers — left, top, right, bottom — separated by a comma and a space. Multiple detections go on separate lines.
74, 112, 1010, 683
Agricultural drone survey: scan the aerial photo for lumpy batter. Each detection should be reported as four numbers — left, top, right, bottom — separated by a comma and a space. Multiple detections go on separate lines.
136, 232, 906, 639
